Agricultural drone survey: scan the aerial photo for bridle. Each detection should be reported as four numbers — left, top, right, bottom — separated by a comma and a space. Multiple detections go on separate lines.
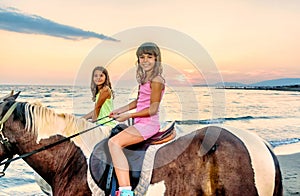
0, 102, 18, 177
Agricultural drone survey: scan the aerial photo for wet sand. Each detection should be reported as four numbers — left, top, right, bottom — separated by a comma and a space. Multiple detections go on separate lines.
277, 153, 300, 195
275, 143, 300, 195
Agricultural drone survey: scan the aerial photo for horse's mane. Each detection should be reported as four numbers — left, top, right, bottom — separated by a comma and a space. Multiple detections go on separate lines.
4, 101, 111, 156
23, 102, 91, 142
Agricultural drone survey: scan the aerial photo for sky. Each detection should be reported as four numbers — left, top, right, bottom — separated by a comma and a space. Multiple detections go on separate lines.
1, 0, 300, 86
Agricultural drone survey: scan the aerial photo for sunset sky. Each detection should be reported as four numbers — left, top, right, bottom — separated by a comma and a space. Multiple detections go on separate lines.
1, 0, 300, 86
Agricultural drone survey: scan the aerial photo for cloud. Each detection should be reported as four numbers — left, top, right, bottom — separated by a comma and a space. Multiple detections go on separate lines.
0, 7, 118, 41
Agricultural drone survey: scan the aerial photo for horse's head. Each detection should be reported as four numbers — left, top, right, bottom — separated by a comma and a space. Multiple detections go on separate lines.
0, 91, 21, 163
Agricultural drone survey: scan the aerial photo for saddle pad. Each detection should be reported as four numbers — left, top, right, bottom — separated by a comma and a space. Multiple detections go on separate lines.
89, 138, 111, 192
88, 122, 177, 196
89, 139, 151, 194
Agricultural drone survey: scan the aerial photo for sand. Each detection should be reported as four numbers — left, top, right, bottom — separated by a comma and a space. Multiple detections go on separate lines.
277, 153, 300, 195
275, 142, 300, 195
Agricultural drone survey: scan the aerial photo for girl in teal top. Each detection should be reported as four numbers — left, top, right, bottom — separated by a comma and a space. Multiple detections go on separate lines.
83, 66, 116, 128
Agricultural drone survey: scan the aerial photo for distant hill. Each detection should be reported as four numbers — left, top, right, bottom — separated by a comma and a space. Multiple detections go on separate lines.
211, 78, 300, 87
249, 78, 300, 87
196, 78, 300, 87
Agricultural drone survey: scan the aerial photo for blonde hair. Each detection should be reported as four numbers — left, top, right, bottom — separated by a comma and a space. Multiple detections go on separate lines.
136, 42, 163, 84
90, 66, 113, 102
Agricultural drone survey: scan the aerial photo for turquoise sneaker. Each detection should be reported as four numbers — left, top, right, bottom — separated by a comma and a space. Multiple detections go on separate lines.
115, 190, 134, 196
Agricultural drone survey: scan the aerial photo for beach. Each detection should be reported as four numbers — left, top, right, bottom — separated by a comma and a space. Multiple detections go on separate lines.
0, 85, 299, 195
275, 143, 300, 195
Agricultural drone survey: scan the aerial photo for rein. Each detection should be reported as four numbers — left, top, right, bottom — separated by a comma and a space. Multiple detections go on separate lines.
0, 103, 114, 177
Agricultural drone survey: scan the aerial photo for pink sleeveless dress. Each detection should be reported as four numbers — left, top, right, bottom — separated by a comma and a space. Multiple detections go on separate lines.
133, 81, 164, 140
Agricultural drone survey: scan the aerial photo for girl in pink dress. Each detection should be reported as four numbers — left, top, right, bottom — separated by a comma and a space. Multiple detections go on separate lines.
109, 42, 165, 196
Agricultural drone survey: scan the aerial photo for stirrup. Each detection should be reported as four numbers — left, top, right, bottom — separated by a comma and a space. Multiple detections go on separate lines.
115, 190, 134, 196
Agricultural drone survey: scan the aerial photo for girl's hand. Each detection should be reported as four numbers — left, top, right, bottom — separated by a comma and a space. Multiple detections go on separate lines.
109, 110, 121, 118
113, 113, 132, 122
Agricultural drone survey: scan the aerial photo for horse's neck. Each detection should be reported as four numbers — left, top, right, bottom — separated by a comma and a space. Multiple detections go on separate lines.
19, 133, 87, 188
11, 118, 90, 194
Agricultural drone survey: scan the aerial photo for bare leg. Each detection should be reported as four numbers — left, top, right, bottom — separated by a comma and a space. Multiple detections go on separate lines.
108, 126, 144, 186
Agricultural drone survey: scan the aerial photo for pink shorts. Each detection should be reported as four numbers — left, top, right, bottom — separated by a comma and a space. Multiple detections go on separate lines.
133, 121, 160, 140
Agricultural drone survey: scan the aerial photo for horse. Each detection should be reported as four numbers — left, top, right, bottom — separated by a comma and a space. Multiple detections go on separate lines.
0, 93, 283, 195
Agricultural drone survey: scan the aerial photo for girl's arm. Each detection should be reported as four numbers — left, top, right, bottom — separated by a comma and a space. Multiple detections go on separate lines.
93, 86, 111, 120
110, 99, 137, 116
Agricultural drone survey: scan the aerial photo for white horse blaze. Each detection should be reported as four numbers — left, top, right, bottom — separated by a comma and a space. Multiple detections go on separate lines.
224, 126, 275, 195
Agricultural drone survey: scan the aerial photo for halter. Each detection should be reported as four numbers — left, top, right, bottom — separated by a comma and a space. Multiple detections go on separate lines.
0, 102, 18, 177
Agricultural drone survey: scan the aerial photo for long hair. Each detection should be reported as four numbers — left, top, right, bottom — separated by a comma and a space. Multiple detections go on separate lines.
136, 42, 163, 84
90, 66, 113, 102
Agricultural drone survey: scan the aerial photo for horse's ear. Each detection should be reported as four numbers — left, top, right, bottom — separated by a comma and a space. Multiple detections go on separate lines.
2, 91, 21, 101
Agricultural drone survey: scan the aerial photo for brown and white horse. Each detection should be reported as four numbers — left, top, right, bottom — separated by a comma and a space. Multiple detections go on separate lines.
0, 93, 282, 195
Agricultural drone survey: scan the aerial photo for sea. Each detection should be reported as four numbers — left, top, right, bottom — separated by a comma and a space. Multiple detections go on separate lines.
0, 84, 299, 195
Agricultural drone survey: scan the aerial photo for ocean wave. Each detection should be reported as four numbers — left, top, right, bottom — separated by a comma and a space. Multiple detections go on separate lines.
19, 94, 38, 98
268, 138, 300, 147
0, 183, 45, 196
173, 115, 281, 125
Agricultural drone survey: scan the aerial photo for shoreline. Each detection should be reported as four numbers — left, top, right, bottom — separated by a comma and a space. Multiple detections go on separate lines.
274, 142, 300, 156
